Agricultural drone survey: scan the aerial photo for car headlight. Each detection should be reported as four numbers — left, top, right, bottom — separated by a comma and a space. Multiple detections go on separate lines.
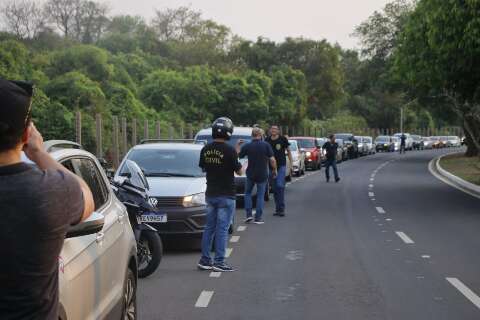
306, 151, 312, 157
183, 193, 206, 207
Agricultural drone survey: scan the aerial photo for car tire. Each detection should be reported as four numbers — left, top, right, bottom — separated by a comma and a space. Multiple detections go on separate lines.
138, 231, 162, 278
122, 268, 137, 320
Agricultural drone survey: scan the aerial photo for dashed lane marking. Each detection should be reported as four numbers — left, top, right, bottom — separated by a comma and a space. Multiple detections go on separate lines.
376, 207, 386, 214
370, 178, 374, 181
369, 192, 375, 197
209, 272, 221, 278
230, 236, 240, 243
369, 184, 374, 188
225, 248, 233, 257
237, 226, 247, 232
386, 218, 392, 221
446, 278, 480, 310
395, 231, 415, 244
195, 291, 214, 308
421, 255, 431, 259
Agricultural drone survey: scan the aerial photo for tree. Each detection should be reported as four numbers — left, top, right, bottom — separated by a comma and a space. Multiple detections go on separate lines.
45, 0, 79, 37
0, 0, 47, 39
395, 0, 480, 156
71, 0, 109, 43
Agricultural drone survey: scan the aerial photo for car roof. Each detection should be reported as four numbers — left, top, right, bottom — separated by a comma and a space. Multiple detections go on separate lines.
131, 143, 204, 151
195, 127, 253, 137
290, 136, 316, 139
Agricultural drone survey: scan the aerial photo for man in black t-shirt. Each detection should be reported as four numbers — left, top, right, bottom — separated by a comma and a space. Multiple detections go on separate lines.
198, 117, 243, 272
400, 134, 407, 154
322, 134, 340, 183
265, 125, 292, 216
239, 127, 277, 224
0, 79, 95, 320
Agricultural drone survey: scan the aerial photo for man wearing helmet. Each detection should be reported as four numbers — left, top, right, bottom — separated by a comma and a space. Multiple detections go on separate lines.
197, 117, 243, 272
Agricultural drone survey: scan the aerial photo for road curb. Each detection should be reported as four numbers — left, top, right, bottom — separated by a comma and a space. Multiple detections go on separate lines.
429, 152, 480, 200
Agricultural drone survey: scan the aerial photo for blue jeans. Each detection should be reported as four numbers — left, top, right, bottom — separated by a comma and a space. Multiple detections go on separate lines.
325, 159, 339, 181
201, 196, 236, 265
244, 178, 267, 221
271, 165, 286, 212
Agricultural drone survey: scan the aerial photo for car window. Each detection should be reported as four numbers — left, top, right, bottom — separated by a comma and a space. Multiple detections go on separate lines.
296, 139, 316, 148
288, 141, 298, 151
72, 158, 109, 210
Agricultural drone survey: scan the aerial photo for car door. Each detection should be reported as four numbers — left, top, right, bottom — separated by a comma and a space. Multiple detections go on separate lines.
60, 157, 126, 319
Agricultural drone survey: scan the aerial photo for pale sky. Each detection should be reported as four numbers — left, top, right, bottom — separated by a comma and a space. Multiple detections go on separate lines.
105, 0, 390, 49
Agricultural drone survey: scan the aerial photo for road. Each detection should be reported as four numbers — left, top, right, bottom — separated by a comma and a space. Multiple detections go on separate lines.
138, 149, 480, 320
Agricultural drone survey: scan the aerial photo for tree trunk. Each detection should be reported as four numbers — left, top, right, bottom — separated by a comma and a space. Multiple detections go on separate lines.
463, 115, 480, 157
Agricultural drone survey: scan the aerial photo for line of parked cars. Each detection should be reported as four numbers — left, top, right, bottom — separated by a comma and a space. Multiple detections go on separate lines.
375, 133, 463, 152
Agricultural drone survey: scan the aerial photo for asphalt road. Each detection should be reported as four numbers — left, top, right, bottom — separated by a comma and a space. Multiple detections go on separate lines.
137, 148, 480, 320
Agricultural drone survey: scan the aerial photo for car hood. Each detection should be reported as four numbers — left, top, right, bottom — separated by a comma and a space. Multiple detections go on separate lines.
146, 177, 206, 197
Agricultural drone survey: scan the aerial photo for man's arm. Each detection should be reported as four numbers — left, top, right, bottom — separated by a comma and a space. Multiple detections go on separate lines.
23, 123, 95, 222
269, 157, 277, 177
286, 147, 293, 165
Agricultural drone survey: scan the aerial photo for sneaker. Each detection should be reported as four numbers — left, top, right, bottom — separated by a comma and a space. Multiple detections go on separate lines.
197, 260, 213, 271
326, 179, 330, 183
273, 212, 281, 216
253, 219, 265, 224
277, 212, 285, 217
212, 263, 235, 272
245, 217, 254, 223
335, 177, 341, 183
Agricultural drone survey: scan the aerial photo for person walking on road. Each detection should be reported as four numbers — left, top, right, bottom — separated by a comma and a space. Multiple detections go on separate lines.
0, 79, 95, 319
400, 134, 407, 154
265, 125, 292, 217
197, 117, 243, 272
322, 134, 341, 183
239, 127, 277, 225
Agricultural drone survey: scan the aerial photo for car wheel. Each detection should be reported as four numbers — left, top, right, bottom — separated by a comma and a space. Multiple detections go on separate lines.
122, 268, 137, 320
137, 231, 162, 278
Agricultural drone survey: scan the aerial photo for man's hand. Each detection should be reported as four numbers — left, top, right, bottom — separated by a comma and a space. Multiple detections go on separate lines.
236, 139, 244, 154
23, 123, 46, 162
271, 169, 278, 179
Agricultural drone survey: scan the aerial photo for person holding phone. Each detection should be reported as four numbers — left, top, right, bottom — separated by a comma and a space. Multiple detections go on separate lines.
0, 79, 95, 319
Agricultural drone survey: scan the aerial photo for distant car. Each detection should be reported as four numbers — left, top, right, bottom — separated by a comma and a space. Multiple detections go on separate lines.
363, 136, 376, 154
430, 136, 443, 148
422, 136, 433, 149
26, 141, 138, 320
439, 136, 450, 148
375, 136, 395, 152
392, 136, 401, 151
335, 139, 348, 161
411, 135, 423, 150
335, 133, 359, 159
394, 133, 413, 150
461, 136, 466, 146
195, 127, 269, 202
290, 136, 322, 170
316, 138, 328, 163
288, 140, 306, 176
448, 136, 461, 147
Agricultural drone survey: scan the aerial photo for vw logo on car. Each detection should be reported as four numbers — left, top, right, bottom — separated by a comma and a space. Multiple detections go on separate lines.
148, 197, 158, 208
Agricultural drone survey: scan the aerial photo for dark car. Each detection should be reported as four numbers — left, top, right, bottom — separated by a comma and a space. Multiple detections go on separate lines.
335, 133, 359, 159
375, 136, 395, 152
290, 136, 322, 170
411, 135, 423, 150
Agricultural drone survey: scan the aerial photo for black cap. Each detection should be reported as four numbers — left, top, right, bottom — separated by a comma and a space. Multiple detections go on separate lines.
0, 79, 33, 134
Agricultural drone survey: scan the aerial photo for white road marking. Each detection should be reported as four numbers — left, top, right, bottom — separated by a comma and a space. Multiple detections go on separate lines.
195, 291, 214, 308
225, 248, 233, 257
230, 236, 240, 243
421, 255, 431, 259
385, 218, 392, 221
237, 226, 247, 232
372, 198, 376, 201
376, 207, 386, 214
369, 192, 375, 197
209, 272, 221, 278
395, 231, 415, 244
369, 184, 374, 188
446, 278, 480, 310
378, 224, 383, 226
370, 178, 374, 181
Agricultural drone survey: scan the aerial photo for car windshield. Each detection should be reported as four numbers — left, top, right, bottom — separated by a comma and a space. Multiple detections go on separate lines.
317, 138, 327, 146
392, 137, 399, 142
336, 139, 344, 146
296, 139, 316, 148
376, 136, 390, 142
123, 148, 205, 177
364, 137, 372, 143
335, 134, 352, 141
288, 141, 298, 151
196, 135, 252, 147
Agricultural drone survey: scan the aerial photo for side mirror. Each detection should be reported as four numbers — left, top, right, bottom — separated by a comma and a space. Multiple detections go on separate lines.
66, 212, 104, 238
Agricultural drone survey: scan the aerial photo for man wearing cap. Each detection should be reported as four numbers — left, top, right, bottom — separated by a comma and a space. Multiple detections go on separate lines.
239, 127, 277, 224
0, 79, 95, 319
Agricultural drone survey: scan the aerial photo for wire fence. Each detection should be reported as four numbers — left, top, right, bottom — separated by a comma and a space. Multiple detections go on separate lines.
64, 111, 464, 168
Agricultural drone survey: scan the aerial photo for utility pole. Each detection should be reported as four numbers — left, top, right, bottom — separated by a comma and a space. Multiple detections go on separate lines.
400, 107, 404, 134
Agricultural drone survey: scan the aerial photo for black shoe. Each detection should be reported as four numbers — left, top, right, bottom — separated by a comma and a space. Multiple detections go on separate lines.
245, 217, 254, 223
212, 263, 235, 272
273, 212, 280, 216
335, 177, 340, 183
197, 260, 213, 271
253, 218, 265, 224
326, 178, 330, 183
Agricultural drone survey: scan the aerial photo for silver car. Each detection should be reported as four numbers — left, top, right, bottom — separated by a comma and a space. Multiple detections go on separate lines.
363, 136, 375, 154
288, 139, 306, 176
24, 141, 138, 320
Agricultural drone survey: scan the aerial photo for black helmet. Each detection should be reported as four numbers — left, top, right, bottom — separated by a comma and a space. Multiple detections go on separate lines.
212, 117, 234, 140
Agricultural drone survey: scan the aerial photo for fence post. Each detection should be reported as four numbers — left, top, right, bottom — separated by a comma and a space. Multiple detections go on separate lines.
75, 111, 82, 145
112, 116, 120, 169
132, 119, 137, 146
188, 124, 193, 139
169, 126, 174, 139
95, 114, 102, 158
144, 119, 149, 140
180, 126, 184, 139
155, 121, 161, 139
121, 117, 127, 157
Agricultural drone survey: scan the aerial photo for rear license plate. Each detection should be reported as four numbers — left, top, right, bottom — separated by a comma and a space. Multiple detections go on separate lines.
138, 213, 167, 223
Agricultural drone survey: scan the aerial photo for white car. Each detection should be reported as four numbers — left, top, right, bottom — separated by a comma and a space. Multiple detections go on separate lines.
448, 136, 461, 147
288, 140, 306, 176
363, 136, 376, 154
394, 133, 413, 150
392, 136, 401, 151
422, 136, 433, 149
25, 141, 138, 320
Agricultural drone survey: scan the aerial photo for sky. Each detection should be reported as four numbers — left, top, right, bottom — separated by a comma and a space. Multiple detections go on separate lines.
105, 0, 390, 49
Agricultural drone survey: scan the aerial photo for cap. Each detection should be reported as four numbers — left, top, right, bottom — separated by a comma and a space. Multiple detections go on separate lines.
0, 79, 33, 134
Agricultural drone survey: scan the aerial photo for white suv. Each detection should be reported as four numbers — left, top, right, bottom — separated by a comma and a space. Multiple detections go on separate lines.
24, 141, 138, 320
